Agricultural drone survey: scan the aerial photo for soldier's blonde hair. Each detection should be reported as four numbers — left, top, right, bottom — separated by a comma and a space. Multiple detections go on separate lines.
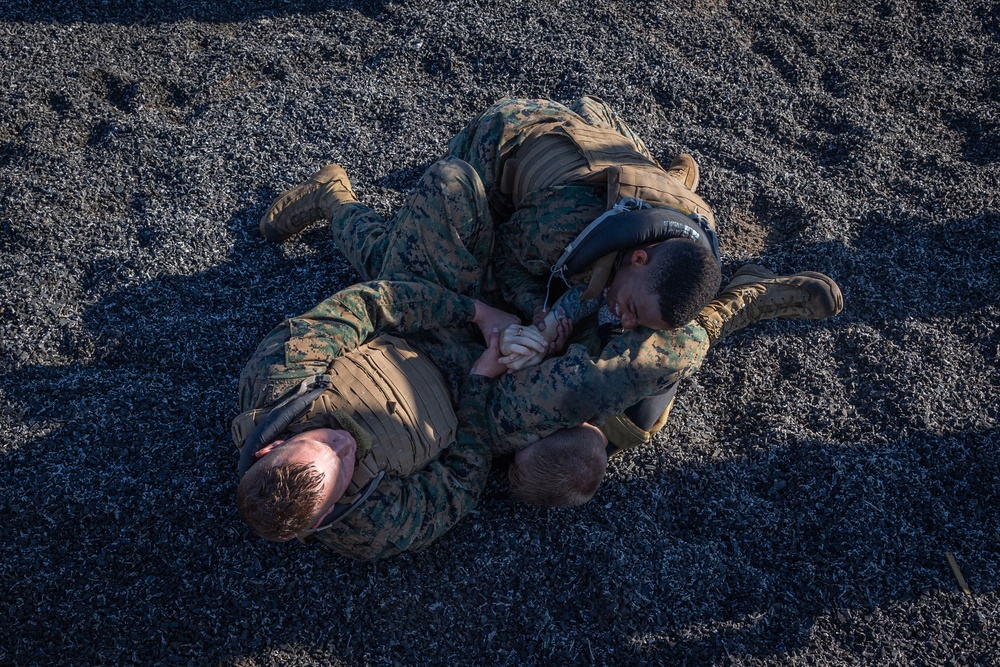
508, 426, 607, 506
236, 460, 324, 541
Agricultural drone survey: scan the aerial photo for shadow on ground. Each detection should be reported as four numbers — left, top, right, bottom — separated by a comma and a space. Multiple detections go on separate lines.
1, 0, 388, 24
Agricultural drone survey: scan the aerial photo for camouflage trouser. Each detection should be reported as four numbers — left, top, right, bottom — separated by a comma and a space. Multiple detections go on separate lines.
329, 156, 494, 297
326, 156, 495, 402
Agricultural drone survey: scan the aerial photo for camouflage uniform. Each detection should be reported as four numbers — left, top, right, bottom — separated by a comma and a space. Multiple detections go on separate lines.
445, 96, 657, 320
326, 155, 709, 453
238, 279, 492, 560
238, 276, 705, 559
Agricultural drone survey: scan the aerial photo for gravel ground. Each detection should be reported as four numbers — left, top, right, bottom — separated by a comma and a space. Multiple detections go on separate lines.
1, 1, 998, 665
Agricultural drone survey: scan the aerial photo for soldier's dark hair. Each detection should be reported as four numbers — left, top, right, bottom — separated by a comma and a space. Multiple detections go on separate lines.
645, 239, 721, 328
508, 426, 608, 506
236, 460, 324, 541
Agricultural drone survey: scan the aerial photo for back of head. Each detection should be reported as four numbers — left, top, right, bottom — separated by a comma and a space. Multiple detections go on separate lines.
236, 459, 325, 541
646, 239, 721, 328
508, 426, 608, 507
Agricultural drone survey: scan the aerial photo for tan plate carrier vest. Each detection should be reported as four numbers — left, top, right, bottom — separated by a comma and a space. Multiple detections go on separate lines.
231, 335, 458, 504
499, 118, 718, 295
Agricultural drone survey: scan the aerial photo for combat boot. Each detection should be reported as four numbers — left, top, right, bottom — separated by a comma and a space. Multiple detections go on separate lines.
696, 265, 844, 346
665, 153, 700, 193
259, 164, 358, 242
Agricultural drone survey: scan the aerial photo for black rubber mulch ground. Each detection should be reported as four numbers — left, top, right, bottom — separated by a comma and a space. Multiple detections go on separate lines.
1, 1, 997, 665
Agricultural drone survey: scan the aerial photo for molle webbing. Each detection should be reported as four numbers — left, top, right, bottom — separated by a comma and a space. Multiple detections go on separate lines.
232, 335, 458, 502
606, 164, 716, 230
505, 130, 594, 206
501, 118, 716, 230
305, 335, 457, 500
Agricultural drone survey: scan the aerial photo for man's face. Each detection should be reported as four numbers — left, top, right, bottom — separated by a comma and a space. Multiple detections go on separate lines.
257, 428, 357, 527
605, 249, 669, 330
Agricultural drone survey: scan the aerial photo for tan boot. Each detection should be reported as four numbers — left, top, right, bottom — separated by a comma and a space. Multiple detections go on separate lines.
665, 153, 700, 193
259, 164, 358, 242
697, 265, 844, 346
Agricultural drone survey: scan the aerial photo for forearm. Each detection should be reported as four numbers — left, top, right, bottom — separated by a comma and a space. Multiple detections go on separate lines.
548, 284, 602, 323
297, 278, 476, 340
488, 324, 710, 448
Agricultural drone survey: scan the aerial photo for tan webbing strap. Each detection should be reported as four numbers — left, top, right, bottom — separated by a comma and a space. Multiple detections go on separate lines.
553, 120, 658, 171
580, 253, 617, 301
607, 164, 716, 230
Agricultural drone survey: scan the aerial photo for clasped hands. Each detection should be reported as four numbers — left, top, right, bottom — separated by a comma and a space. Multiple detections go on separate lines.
498, 305, 573, 372
472, 300, 574, 374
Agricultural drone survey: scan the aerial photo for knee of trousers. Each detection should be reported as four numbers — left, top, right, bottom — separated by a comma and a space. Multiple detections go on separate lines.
424, 156, 488, 205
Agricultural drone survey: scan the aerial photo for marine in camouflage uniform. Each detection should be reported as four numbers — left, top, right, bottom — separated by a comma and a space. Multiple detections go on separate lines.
237, 279, 494, 560
239, 158, 710, 560
242, 99, 843, 559
445, 96, 716, 322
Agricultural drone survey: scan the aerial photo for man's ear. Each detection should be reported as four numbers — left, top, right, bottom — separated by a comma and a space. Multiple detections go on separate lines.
255, 440, 283, 458
630, 249, 649, 266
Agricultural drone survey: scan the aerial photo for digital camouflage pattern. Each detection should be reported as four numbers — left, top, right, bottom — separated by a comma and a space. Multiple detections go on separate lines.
445, 96, 657, 319
237, 279, 492, 560
329, 157, 494, 290
237, 273, 707, 558
487, 321, 708, 453
310, 376, 492, 560
239, 279, 476, 409
324, 152, 712, 453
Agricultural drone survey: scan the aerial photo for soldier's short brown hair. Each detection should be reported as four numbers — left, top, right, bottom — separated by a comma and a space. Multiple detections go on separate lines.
236, 460, 325, 541
508, 426, 608, 506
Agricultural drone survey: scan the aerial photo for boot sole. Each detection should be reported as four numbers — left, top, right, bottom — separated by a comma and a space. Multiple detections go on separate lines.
794, 271, 844, 317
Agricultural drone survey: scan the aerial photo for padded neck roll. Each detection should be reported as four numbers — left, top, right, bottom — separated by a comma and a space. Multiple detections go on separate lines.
556, 200, 715, 278
236, 381, 330, 479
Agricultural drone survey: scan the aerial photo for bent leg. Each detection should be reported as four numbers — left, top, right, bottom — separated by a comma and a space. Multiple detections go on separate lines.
378, 156, 495, 297
446, 98, 575, 195
329, 202, 392, 281
329, 158, 495, 293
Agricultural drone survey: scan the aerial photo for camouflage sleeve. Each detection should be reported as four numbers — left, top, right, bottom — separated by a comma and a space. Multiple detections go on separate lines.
314, 375, 493, 560
492, 251, 548, 320
239, 279, 476, 410
487, 323, 710, 454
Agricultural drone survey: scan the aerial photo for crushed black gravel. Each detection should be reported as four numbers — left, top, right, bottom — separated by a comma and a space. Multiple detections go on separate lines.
1, 1, 998, 665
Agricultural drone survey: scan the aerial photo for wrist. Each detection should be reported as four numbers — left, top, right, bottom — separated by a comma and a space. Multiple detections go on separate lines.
541, 311, 560, 342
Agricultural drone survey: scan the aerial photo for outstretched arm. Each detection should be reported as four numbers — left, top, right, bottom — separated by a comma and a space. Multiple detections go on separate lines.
240, 278, 482, 410
486, 324, 711, 454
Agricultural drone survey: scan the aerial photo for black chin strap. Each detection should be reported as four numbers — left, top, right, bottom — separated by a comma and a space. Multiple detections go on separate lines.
296, 471, 386, 543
